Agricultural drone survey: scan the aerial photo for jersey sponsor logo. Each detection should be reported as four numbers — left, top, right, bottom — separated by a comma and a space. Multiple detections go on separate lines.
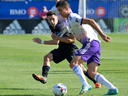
119, 4, 128, 18
32, 20, 51, 34
3, 20, 25, 34
56, 32, 61, 36
75, 18, 81, 23
75, 18, 79, 22
96, 6, 106, 17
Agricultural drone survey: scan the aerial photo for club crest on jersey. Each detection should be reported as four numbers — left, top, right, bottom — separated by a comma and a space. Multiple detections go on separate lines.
56, 32, 60, 36
75, 18, 80, 23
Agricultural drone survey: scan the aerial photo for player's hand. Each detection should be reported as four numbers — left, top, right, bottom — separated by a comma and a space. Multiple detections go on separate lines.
51, 33, 59, 40
32, 37, 42, 44
101, 34, 111, 42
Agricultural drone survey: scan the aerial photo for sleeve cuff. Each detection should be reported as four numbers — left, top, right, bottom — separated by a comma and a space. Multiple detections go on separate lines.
80, 18, 83, 25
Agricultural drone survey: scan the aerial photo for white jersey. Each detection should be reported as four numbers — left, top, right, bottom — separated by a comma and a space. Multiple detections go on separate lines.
68, 12, 99, 44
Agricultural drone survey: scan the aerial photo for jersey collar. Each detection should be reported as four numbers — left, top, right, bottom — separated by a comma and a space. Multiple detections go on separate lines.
49, 20, 60, 29
68, 12, 72, 21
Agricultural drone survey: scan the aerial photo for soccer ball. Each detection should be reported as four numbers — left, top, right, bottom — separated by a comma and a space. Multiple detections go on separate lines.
53, 83, 67, 96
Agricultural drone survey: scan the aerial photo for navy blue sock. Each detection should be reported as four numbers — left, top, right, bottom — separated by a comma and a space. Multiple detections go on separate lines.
85, 70, 96, 84
42, 66, 50, 78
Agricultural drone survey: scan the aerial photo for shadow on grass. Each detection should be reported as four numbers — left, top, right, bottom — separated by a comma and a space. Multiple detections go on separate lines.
24, 70, 74, 74
0, 94, 54, 96
49, 70, 74, 74
0, 95, 34, 96
0, 88, 42, 90
50, 69, 127, 74
98, 70, 128, 73
0, 88, 53, 96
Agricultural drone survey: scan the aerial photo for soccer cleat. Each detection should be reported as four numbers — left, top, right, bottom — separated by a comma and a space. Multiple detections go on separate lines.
104, 88, 118, 95
95, 82, 101, 88
79, 85, 92, 95
32, 73, 47, 84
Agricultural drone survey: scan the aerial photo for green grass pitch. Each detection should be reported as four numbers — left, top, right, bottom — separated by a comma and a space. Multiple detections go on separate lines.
0, 33, 128, 96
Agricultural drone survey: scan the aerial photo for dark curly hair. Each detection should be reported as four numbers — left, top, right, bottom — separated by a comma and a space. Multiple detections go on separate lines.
47, 10, 57, 17
56, 0, 70, 8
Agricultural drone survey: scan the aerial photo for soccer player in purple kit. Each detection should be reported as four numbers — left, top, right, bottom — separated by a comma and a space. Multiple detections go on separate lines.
53, 0, 101, 88
52, 0, 118, 95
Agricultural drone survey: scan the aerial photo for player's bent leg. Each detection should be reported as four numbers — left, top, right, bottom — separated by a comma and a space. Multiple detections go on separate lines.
43, 53, 53, 67
70, 56, 91, 95
87, 62, 99, 79
32, 73, 47, 84
32, 53, 52, 84
42, 53, 53, 78
80, 64, 101, 88
88, 62, 118, 95
70, 56, 84, 69
87, 62, 101, 88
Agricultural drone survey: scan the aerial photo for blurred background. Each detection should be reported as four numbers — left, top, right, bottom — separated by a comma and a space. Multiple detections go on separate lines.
0, 0, 128, 34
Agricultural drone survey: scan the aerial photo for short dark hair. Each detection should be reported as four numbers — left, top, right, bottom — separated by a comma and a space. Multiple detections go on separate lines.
56, 0, 70, 8
47, 10, 57, 17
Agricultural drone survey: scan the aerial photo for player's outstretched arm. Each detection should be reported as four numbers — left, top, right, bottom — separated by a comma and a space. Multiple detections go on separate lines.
82, 18, 111, 42
51, 33, 76, 43
32, 37, 59, 45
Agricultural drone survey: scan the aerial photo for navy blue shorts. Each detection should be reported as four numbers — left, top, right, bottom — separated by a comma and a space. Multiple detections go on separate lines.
51, 48, 77, 64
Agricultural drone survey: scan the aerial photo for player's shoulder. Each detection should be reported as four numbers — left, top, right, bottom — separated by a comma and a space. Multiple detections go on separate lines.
68, 13, 82, 22
70, 12, 79, 16
57, 21, 67, 29
69, 13, 81, 19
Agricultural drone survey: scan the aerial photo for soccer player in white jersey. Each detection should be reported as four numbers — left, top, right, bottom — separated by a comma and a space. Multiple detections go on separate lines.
52, 0, 118, 95
52, 0, 101, 88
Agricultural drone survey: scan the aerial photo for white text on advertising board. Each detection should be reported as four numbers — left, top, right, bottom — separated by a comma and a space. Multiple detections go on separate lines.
86, 9, 95, 14
10, 9, 26, 15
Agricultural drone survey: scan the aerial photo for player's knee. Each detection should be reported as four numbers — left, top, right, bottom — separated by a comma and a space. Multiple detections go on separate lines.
69, 63, 73, 69
44, 55, 50, 61
70, 61, 76, 69
69, 62, 77, 69
88, 70, 97, 79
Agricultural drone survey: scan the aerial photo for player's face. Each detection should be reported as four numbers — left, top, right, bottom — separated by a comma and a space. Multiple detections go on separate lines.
57, 6, 68, 18
47, 15, 58, 28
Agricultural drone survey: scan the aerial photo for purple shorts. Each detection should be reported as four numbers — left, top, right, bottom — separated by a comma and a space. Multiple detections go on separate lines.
75, 40, 101, 65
